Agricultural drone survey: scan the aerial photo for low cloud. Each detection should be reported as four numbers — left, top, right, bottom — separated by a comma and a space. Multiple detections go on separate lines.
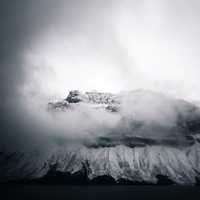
1, 1, 200, 151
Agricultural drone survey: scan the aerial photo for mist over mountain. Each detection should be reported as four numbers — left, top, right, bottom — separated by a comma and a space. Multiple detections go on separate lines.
48, 89, 200, 145
1, 90, 200, 185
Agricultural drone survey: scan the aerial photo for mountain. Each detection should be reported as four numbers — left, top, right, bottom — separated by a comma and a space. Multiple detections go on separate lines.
48, 89, 200, 144
1, 90, 200, 185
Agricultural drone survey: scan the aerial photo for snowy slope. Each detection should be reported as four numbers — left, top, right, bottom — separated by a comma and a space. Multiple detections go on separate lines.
1, 90, 200, 185
1, 142, 200, 184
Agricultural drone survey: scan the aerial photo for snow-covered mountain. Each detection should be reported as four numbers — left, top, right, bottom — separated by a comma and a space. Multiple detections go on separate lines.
1, 90, 200, 185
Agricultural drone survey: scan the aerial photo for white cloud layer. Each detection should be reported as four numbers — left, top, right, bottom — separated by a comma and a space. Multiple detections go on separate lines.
23, 0, 200, 101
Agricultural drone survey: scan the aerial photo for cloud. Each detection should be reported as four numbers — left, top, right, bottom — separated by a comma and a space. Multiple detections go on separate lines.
1, 0, 200, 151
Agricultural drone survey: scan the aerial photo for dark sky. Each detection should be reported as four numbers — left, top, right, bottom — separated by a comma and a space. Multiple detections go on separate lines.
0, 0, 61, 150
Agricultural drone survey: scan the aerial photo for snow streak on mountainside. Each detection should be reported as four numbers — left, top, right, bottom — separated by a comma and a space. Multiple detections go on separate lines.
1, 90, 200, 185
1, 143, 200, 185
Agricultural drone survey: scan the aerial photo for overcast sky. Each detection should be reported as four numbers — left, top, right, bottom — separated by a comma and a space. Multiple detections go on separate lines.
21, 0, 200, 101
1, 0, 200, 100
1, 0, 200, 149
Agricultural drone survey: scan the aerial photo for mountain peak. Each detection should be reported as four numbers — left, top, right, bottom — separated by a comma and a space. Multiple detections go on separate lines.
65, 90, 120, 105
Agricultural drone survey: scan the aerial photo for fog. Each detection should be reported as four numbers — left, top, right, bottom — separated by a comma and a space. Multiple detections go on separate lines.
24, 0, 200, 100
1, 0, 200, 151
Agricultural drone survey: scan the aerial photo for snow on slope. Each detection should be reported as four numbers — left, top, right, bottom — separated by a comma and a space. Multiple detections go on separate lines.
1, 90, 200, 185
1, 142, 200, 184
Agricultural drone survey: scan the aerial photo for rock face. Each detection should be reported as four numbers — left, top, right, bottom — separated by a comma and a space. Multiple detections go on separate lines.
1, 142, 200, 185
65, 90, 120, 105
2, 89, 200, 185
